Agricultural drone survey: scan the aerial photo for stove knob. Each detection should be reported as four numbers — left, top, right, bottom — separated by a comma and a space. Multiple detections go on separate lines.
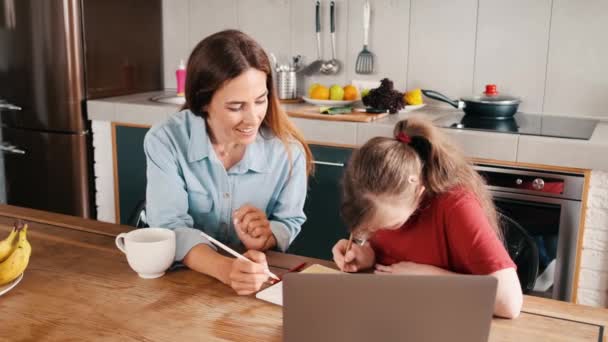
532, 178, 545, 190
515, 178, 523, 185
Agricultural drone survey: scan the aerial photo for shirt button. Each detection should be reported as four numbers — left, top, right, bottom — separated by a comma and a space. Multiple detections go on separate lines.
223, 192, 230, 199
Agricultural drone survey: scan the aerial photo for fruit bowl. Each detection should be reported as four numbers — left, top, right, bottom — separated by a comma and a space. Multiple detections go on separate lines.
302, 97, 359, 106
0, 272, 23, 297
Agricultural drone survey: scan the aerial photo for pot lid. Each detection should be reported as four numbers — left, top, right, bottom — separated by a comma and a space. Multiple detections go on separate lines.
461, 84, 521, 105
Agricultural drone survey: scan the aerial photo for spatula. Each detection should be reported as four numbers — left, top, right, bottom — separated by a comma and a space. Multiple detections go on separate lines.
355, 0, 374, 74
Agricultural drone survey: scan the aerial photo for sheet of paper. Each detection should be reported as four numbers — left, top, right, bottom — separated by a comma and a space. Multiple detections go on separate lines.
255, 264, 340, 306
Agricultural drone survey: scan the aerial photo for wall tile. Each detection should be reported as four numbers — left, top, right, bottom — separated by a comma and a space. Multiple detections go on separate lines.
189, 0, 238, 48
544, 0, 608, 117
237, 0, 291, 59
474, 0, 551, 113
407, 0, 478, 101
162, 0, 190, 89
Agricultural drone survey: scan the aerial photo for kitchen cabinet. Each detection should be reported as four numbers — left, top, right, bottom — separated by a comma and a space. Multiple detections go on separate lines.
287, 145, 353, 260
114, 125, 149, 225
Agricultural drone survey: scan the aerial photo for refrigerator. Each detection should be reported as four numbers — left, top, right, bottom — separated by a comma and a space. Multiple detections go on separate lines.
0, 0, 162, 218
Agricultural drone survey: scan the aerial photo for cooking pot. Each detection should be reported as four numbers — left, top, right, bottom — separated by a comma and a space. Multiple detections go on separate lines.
422, 85, 521, 120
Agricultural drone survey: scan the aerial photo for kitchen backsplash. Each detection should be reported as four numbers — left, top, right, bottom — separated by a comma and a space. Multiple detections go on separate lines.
162, 0, 608, 118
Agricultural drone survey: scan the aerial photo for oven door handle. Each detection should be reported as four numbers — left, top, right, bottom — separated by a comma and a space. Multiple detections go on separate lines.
491, 191, 578, 205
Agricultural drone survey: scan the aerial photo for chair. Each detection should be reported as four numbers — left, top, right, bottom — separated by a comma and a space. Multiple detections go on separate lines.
128, 200, 149, 228
499, 212, 539, 293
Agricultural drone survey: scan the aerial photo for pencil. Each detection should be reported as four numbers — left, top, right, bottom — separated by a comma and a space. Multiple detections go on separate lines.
345, 233, 354, 254
200, 231, 280, 281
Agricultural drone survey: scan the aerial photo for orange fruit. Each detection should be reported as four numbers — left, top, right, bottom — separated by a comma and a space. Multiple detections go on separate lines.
343, 85, 359, 101
308, 83, 321, 97
310, 85, 330, 100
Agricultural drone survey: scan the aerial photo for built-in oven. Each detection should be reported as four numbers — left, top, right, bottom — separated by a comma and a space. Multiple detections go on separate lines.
475, 164, 585, 302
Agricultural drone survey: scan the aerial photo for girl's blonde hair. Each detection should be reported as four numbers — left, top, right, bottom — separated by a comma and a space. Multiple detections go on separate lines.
341, 116, 501, 240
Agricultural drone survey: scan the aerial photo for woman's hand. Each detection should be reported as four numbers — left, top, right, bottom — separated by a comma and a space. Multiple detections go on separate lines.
374, 261, 449, 275
227, 250, 271, 295
233, 205, 276, 251
332, 239, 375, 272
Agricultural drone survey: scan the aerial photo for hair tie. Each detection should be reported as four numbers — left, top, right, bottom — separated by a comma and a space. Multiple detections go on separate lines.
396, 132, 412, 144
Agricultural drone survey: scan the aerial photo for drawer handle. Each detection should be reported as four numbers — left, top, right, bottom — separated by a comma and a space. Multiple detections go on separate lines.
313, 161, 344, 167
0, 143, 26, 155
0, 102, 22, 111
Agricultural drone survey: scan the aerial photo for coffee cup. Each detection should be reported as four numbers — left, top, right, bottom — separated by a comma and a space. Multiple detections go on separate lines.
115, 228, 176, 279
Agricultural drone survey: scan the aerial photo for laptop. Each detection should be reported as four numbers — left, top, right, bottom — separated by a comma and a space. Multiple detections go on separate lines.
283, 273, 497, 342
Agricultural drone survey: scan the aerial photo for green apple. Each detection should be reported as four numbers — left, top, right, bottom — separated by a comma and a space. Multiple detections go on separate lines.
329, 84, 344, 101
361, 88, 370, 98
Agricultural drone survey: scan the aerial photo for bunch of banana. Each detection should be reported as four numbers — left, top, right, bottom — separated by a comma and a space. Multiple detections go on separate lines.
0, 222, 32, 285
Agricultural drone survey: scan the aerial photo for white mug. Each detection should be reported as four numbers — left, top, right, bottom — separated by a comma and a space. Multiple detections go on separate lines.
115, 228, 176, 279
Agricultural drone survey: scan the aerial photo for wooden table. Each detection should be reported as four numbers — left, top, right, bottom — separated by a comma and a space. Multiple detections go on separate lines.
1, 204, 607, 341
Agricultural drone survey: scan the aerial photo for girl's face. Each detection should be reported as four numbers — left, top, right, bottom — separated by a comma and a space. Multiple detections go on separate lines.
357, 187, 425, 235
205, 68, 268, 145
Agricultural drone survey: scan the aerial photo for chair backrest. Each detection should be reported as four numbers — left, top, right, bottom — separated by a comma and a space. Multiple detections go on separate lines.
499, 212, 539, 293
128, 200, 149, 228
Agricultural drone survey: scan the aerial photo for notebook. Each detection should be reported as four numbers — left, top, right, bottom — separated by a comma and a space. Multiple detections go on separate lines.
255, 264, 340, 306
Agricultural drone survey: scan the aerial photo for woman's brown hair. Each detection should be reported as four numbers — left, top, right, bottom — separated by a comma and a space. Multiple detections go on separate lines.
341, 116, 501, 240
181, 29, 313, 175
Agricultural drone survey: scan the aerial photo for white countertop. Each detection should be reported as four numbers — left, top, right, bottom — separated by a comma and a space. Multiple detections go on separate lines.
87, 91, 608, 171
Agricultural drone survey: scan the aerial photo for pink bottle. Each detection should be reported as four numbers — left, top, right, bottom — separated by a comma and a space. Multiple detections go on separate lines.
176, 59, 186, 96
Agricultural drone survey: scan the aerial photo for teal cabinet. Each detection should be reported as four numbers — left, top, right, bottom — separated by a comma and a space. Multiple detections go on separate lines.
287, 145, 353, 260
114, 125, 149, 224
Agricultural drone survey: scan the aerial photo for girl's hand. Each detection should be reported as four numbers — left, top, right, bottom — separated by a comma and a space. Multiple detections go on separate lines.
332, 239, 375, 272
228, 250, 271, 295
374, 261, 448, 275
233, 205, 276, 251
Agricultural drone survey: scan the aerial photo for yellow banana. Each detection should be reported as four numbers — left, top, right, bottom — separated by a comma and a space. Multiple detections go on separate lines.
0, 224, 31, 286
0, 227, 19, 263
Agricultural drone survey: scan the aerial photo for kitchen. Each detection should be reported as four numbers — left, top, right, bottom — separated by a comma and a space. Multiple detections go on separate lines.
1, 0, 608, 341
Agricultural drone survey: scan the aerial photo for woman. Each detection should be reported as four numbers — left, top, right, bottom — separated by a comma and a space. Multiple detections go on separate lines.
144, 30, 313, 295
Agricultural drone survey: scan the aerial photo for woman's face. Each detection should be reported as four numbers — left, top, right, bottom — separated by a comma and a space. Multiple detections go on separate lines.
205, 68, 268, 145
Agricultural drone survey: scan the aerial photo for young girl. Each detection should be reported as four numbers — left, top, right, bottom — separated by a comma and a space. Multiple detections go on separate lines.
332, 117, 522, 318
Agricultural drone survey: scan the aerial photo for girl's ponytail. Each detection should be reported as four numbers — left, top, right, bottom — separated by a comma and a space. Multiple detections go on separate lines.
393, 117, 502, 240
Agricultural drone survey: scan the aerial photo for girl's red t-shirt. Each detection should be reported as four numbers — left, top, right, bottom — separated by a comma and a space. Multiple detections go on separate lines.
370, 189, 516, 275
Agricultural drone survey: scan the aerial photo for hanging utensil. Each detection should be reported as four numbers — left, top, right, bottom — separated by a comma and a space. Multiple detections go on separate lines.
321, 1, 340, 74
291, 55, 302, 72
355, 0, 374, 74
422, 85, 521, 119
269, 53, 279, 72
302, 1, 324, 75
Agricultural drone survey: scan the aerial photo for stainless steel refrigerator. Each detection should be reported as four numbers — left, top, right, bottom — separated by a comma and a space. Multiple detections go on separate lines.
0, 0, 162, 218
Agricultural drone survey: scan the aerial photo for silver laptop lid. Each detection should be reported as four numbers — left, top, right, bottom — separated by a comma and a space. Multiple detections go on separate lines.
283, 273, 497, 342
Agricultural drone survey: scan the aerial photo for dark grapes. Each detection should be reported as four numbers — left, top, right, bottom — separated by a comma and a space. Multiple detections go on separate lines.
361, 78, 405, 114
